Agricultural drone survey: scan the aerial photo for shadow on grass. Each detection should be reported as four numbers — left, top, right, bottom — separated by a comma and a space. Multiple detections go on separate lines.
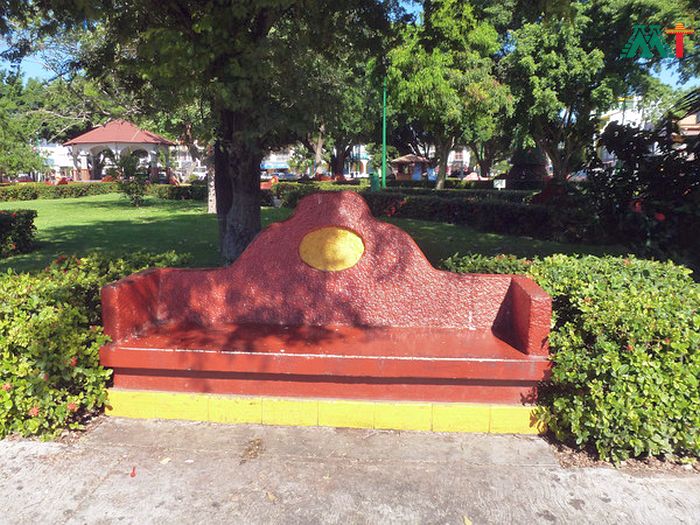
1, 213, 220, 273
0, 200, 624, 275
57, 195, 207, 212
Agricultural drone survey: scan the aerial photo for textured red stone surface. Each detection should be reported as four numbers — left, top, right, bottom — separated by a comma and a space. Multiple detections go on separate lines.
100, 191, 552, 404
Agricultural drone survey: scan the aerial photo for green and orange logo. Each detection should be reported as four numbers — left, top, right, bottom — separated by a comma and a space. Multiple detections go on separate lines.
620, 23, 694, 59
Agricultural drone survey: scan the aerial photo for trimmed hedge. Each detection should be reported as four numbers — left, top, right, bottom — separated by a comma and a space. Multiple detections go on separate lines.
386, 178, 545, 190
273, 181, 533, 204
443, 253, 700, 462
146, 184, 207, 201
361, 192, 572, 239
0, 209, 37, 258
393, 187, 534, 203
0, 182, 215, 203
274, 188, 586, 242
0, 182, 120, 202
146, 184, 275, 205
272, 184, 577, 241
0, 251, 190, 439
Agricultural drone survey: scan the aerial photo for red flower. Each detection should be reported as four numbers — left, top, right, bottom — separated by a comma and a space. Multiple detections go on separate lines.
11, 212, 16, 218
654, 212, 666, 222
630, 199, 643, 214
43, 373, 49, 382
28, 406, 39, 417
67, 402, 78, 413
626, 343, 634, 352
1, 383, 11, 392
69, 356, 78, 367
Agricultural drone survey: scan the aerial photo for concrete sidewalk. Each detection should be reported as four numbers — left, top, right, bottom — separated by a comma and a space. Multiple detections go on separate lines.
0, 418, 698, 524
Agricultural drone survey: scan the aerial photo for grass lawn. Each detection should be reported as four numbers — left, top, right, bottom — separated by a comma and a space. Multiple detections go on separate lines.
0, 193, 625, 273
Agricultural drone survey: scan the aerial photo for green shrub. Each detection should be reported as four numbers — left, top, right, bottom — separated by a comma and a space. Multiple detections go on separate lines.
0, 251, 190, 439
0, 209, 37, 257
394, 187, 534, 203
0, 182, 120, 202
443, 253, 700, 462
361, 192, 571, 240
260, 189, 274, 206
273, 185, 584, 242
273, 181, 533, 204
146, 184, 207, 201
386, 178, 545, 190
273, 182, 350, 207
110, 154, 149, 206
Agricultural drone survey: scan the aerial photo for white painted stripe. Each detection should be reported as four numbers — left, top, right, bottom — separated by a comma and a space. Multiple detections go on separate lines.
114, 346, 548, 364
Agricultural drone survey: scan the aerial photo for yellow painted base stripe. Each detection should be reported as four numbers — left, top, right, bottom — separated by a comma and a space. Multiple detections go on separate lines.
105, 389, 545, 434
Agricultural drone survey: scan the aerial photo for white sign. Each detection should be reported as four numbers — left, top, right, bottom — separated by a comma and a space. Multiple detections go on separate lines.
493, 179, 506, 190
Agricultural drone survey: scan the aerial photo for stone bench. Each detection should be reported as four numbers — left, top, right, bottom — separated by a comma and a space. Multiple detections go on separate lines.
100, 191, 551, 405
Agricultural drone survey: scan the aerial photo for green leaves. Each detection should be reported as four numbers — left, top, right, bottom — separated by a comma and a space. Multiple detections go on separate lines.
0, 209, 36, 257
0, 251, 190, 439
388, 0, 510, 185
445, 252, 700, 463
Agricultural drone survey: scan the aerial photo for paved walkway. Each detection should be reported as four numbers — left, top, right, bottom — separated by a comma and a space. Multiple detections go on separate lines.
1, 418, 698, 524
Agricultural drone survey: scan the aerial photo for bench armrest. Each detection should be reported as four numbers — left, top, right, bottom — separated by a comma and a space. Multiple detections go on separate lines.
101, 268, 162, 343
499, 276, 551, 356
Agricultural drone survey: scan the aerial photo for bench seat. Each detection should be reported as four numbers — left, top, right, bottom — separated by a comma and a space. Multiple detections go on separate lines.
101, 322, 549, 404
101, 322, 549, 380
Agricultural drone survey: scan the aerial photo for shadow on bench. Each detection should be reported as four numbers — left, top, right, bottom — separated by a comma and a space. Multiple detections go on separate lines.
100, 191, 551, 405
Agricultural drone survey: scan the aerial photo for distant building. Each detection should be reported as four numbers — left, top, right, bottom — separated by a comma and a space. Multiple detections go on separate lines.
37, 141, 74, 180
261, 149, 294, 174
346, 145, 371, 177
63, 120, 176, 180
677, 111, 700, 138
597, 96, 654, 165
447, 147, 472, 175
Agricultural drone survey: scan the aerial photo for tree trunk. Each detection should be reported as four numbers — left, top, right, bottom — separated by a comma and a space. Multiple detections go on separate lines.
435, 143, 451, 190
215, 109, 263, 263
207, 168, 216, 214
331, 143, 350, 177
205, 145, 216, 214
313, 124, 325, 175
478, 158, 493, 179
538, 135, 569, 180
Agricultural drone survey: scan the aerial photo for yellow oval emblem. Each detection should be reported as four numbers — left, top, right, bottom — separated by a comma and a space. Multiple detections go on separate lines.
299, 227, 365, 272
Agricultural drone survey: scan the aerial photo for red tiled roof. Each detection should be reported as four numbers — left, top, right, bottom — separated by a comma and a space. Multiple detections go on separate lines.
64, 120, 176, 146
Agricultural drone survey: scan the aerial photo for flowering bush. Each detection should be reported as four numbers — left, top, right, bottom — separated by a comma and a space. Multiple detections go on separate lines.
584, 122, 699, 269
0, 251, 190, 439
0, 209, 37, 258
443, 253, 700, 462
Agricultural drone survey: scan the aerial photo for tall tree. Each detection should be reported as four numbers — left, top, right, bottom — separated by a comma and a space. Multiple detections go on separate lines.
4, 1, 393, 261
502, 0, 695, 179
388, 0, 510, 188
0, 70, 47, 177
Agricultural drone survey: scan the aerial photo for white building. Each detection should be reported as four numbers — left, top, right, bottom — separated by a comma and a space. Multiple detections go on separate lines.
597, 96, 654, 165
37, 141, 74, 180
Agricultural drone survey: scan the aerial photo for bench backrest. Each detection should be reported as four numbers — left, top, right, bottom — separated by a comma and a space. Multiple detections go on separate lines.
155, 191, 515, 330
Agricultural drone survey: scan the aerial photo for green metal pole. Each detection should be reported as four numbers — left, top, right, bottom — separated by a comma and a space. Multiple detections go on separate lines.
381, 75, 387, 189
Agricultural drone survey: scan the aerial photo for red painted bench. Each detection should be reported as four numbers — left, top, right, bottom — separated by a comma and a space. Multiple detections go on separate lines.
100, 191, 551, 404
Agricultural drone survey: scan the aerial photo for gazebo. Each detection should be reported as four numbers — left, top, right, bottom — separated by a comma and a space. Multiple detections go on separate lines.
390, 154, 431, 181
64, 120, 176, 181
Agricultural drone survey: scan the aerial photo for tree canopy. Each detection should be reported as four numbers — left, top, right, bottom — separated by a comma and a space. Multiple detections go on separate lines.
388, 0, 511, 187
